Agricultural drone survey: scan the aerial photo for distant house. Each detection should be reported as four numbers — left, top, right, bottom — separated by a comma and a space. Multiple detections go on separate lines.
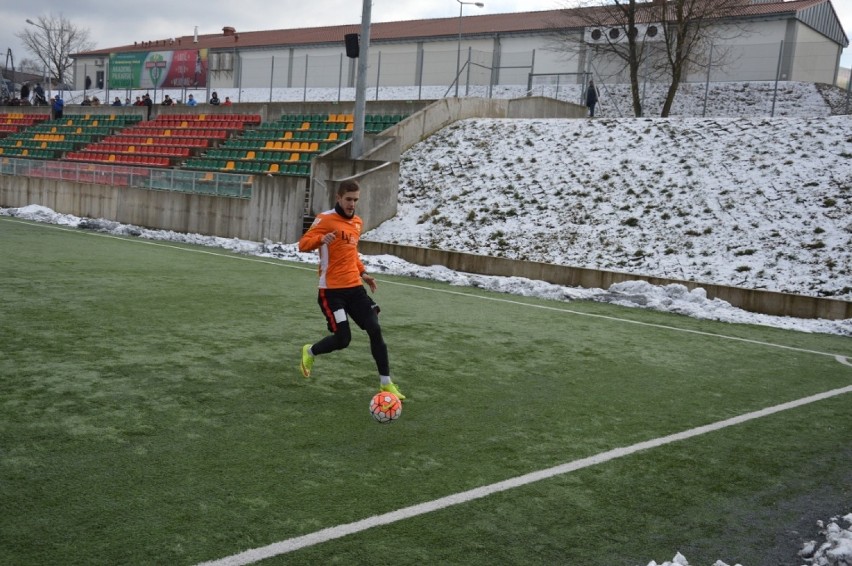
70, 0, 848, 93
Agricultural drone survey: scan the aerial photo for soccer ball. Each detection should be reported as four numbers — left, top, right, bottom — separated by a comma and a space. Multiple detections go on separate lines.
370, 391, 402, 423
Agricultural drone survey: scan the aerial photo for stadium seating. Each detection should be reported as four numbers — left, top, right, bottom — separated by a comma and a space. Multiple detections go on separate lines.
181, 113, 407, 177
0, 113, 51, 136
63, 113, 260, 168
0, 114, 139, 160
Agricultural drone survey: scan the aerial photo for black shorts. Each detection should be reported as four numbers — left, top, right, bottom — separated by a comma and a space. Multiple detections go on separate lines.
317, 286, 380, 333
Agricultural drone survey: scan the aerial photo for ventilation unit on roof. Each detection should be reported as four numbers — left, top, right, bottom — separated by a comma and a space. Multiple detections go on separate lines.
585, 23, 662, 44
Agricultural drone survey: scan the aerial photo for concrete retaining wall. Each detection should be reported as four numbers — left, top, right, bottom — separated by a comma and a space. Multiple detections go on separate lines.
358, 241, 852, 321
0, 173, 306, 243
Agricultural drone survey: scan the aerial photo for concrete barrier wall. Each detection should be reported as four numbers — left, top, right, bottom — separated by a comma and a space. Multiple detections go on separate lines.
358, 240, 852, 321
0, 173, 306, 243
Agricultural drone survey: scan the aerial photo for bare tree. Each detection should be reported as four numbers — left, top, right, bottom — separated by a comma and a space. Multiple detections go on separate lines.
653, 0, 744, 117
17, 58, 42, 75
553, 0, 747, 117
16, 14, 95, 88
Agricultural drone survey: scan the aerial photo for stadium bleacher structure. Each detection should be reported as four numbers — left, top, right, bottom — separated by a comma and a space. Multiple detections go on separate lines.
0, 111, 407, 180
183, 113, 406, 177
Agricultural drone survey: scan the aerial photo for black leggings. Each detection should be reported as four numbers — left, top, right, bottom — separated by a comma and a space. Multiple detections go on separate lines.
312, 286, 390, 376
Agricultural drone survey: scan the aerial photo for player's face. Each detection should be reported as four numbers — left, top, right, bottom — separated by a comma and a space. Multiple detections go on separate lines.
337, 190, 360, 217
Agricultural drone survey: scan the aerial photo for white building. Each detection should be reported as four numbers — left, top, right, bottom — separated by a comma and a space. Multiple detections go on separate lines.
71, 0, 848, 95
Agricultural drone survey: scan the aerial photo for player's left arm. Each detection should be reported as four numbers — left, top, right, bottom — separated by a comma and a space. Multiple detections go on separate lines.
360, 255, 376, 292
361, 273, 377, 293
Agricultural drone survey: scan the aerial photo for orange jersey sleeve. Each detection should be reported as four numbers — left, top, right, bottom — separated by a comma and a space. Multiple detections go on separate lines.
298, 209, 366, 289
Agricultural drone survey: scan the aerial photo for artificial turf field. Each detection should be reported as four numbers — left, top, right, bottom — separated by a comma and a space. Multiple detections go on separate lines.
1, 215, 850, 566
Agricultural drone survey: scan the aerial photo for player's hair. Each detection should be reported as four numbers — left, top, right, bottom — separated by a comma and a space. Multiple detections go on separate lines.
338, 179, 361, 196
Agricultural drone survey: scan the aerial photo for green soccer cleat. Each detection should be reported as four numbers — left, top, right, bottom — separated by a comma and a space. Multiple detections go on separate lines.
380, 381, 406, 401
300, 344, 314, 378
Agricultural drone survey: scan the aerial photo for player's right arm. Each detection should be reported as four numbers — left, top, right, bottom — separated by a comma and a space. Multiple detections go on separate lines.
298, 216, 333, 252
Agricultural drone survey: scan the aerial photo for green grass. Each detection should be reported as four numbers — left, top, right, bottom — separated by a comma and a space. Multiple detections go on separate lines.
1, 216, 850, 566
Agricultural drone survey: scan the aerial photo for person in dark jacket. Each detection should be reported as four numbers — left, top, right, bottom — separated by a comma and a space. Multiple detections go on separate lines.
143, 93, 153, 120
585, 79, 599, 118
33, 83, 47, 106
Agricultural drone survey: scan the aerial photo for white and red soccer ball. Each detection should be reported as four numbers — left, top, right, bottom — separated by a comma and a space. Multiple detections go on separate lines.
370, 391, 402, 423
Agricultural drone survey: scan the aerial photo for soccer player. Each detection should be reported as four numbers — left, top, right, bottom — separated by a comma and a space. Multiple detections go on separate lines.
297, 180, 405, 400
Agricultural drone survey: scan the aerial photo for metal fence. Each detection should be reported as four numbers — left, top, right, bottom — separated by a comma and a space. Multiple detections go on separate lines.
0, 156, 252, 197
204, 40, 845, 93
71, 39, 849, 115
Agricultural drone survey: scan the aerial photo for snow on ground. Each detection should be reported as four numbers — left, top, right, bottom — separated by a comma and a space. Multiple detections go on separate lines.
368, 115, 851, 301
2, 80, 851, 564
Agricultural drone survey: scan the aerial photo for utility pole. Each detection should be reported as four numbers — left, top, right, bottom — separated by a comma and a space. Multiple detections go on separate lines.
350, 0, 372, 160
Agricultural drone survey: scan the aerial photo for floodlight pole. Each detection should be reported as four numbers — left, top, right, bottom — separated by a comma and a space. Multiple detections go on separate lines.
454, 0, 484, 98
351, 0, 372, 160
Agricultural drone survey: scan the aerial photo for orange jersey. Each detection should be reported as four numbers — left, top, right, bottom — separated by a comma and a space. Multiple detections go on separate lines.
298, 208, 366, 289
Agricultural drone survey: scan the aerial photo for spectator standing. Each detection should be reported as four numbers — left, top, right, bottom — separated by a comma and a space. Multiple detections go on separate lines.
33, 84, 47, 106
52, 95, 64, 120
209, 91, 220, 105
143, 93, 153, 120
223, 96, 232, 106
112, 97, 123, 106
186, 94, 198, 107
585, 79, 600, 118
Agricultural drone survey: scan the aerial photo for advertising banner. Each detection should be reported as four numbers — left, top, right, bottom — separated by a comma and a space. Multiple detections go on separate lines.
109, 49, 208, 89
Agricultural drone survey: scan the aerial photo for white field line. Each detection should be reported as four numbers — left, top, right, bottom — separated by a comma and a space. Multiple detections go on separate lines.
4, 217, 849, 361
197, 384, 852, 566
5, 218, 851, 564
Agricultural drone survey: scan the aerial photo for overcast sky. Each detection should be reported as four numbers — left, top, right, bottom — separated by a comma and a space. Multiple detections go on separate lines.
1, 0, 850, 74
